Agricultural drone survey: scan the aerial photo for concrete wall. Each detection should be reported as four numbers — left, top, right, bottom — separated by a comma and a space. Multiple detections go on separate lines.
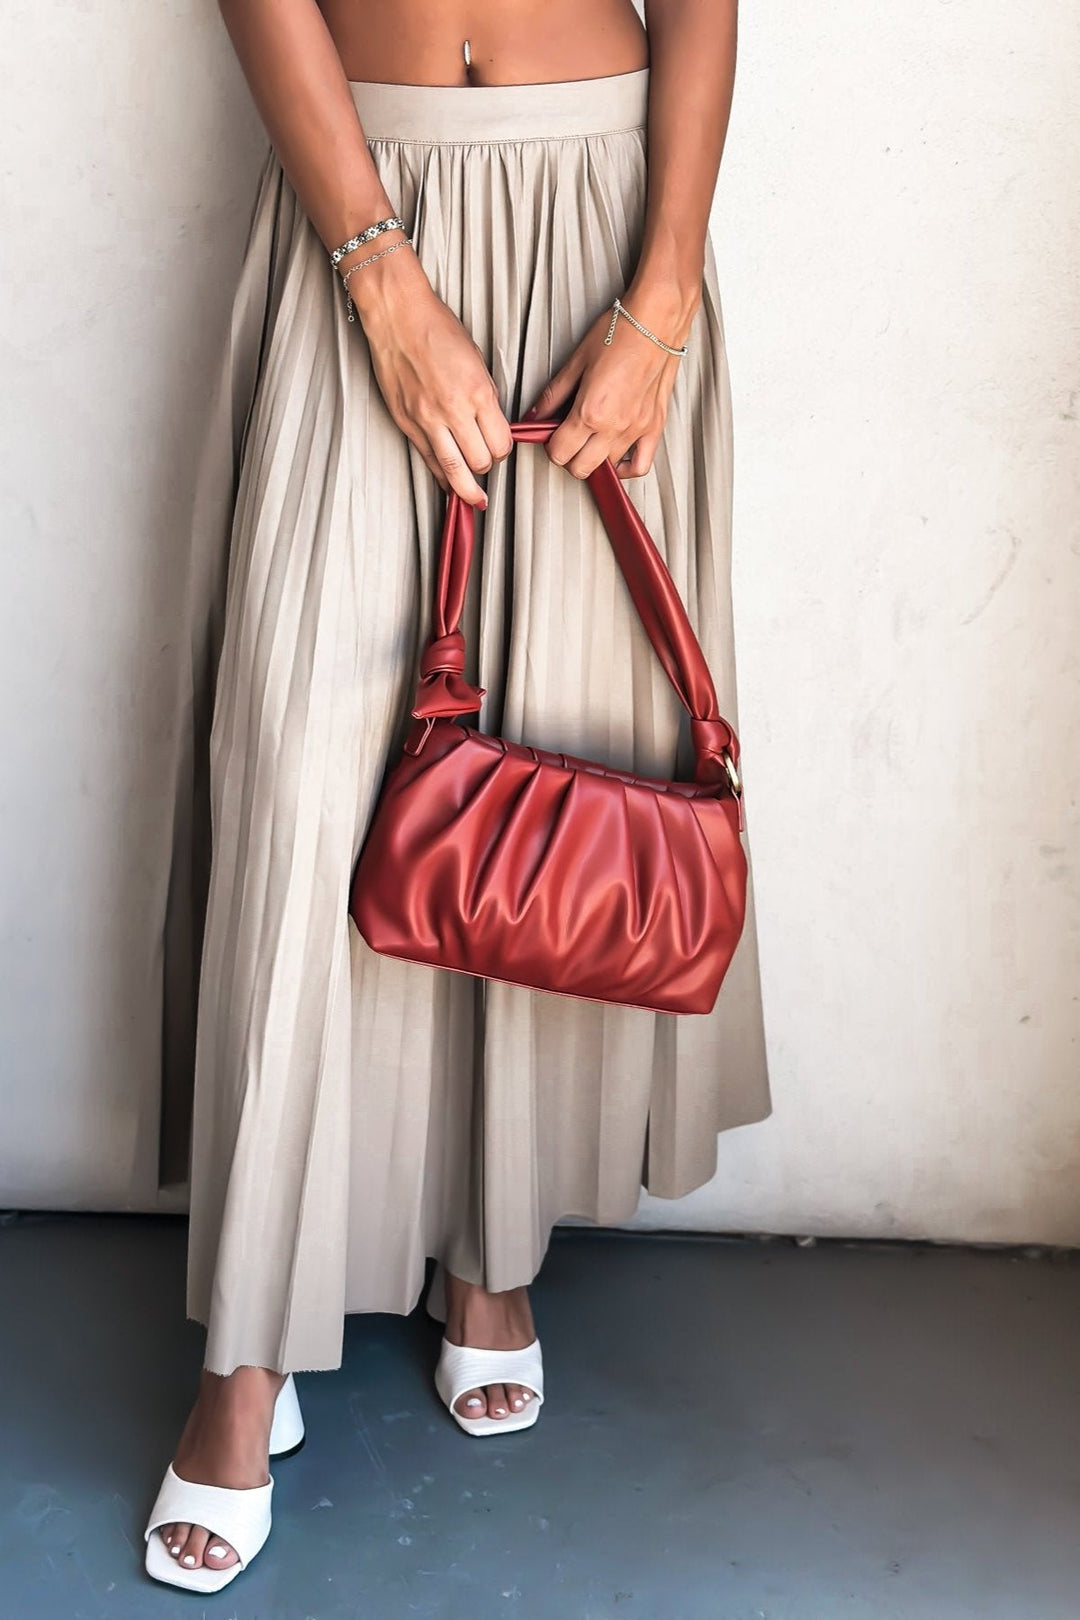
2, 2, 1079, 1241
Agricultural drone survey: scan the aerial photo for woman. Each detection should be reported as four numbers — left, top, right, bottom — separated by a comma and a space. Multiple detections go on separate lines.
145, 0, 770, 1592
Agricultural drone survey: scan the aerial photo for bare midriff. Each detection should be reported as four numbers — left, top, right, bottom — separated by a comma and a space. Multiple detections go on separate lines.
316, 0, 649, 87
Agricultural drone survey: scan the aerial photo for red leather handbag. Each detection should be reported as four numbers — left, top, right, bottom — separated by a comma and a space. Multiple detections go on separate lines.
350, 420, 747, 1015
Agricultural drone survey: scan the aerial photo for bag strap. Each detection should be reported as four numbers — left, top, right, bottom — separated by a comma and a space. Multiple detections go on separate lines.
408, 420, 742, 792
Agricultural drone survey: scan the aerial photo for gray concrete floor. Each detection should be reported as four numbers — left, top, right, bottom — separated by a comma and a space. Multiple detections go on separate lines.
0, 1215, 1077, 1620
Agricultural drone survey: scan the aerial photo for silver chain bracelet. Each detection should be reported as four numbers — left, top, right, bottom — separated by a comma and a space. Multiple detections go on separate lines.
329, 215, 406, 268
339, 237, 415, 321
603, 296, 689, 358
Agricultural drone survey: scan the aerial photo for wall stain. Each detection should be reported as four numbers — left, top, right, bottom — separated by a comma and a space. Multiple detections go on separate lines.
960, 528, 1020, 625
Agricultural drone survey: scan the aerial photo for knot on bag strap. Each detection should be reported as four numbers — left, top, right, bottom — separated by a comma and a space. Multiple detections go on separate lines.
411, 631, 486, 727
690, 718, 741, 791
408, 426, 743, 803
420, 629, 467, 678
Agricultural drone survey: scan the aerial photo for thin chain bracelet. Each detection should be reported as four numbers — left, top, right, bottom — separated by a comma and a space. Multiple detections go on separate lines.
340, 237, 415, 322
603, 295, 689, 358
329, 215, 405, 267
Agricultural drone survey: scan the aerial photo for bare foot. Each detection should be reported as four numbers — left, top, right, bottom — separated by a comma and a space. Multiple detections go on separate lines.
444, 1272, 537, 1421
154, 1366, 284, 1574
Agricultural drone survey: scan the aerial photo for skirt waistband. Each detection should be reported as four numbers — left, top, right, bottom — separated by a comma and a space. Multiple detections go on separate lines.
348, 68, 649, 144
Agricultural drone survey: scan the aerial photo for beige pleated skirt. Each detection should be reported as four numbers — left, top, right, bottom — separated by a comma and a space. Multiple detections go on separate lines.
179, 68, 771, 1376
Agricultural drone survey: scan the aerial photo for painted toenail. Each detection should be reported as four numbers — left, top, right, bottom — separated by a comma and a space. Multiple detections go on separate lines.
169, 1545, 180, 1557
208, 1546, 228, 1558
512, 1399, 524, 1408
494, 1407, 507, 1415
183, 1554, 196, 1566
466, 1397, 483, 1408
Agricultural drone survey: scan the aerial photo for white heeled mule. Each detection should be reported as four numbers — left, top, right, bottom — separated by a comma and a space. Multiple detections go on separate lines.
426, 1263, 545, 1438
143, 1373, 305, 1594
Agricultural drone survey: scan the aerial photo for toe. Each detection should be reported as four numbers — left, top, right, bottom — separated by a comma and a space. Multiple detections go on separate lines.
204, 1534, 239, 1570
506, 1383, 529, 1413
487, 1383, 509, 1419
164, 1522, 188, 1558
179, 1524, 210, 1570
455, 1386, 488, 1419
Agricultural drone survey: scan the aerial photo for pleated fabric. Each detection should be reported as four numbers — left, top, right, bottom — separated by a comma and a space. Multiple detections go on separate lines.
181, 68, 771, 1376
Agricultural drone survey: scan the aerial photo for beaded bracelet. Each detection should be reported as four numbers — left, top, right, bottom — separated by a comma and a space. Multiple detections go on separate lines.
603, 296, 689, 359
329, 215, 406, 268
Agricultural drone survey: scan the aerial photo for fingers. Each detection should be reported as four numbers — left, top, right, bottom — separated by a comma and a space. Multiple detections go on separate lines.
548, 416, 648, 482
408, 395, 512, 510
547, 381, 670, 481
545, 366, 659, 478
449, 414, 497, 482
475, 394, 514, 464
524, 349, 588, 425
412, 437, 452, 494
615, 428, 661, 480
368, 300, 512, 504
424, 422, 488, 507
410, 407, 659, 495
563, 432, 618, 481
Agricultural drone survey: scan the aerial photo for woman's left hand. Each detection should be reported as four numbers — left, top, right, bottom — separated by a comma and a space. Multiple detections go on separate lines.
522, 284, 697, 480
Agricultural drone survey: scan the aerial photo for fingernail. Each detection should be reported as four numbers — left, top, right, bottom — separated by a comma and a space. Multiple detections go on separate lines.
183, 1554, 197, 1566
208, 1545, 228, 1559
521, 405, 538, 421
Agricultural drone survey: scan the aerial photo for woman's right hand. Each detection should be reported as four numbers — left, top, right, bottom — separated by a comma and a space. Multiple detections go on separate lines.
348, 245, 512, 507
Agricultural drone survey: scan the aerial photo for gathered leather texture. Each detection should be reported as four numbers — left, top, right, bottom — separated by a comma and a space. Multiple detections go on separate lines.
350, 422, 748, 1016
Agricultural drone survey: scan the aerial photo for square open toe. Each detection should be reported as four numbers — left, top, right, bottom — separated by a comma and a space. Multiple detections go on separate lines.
449, 1397, 542, 1438
144, 1527, 247, 1594
434, 1336, 545, 1437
